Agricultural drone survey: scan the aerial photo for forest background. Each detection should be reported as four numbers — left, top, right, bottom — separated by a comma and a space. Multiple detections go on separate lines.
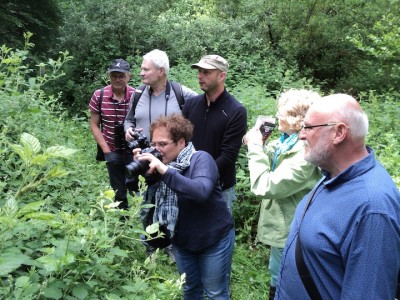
0, 0, 399, 299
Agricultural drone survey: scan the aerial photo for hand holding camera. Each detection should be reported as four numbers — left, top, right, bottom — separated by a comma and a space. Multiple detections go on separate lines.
125, 127, 144, 142
125, 146, 163, 178
257, 116, 276, 143
126, 128, 150, 151
243, 115, 276, 145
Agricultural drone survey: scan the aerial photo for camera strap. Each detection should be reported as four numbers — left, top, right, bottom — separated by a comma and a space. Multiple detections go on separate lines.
148, 81, 173, 124
132, 81, 184, 122
98, 88, 104, 131
295, 177, 325, 300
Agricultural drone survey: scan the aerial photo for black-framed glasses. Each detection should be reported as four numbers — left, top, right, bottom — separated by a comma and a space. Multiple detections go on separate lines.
110, 73, 127, 80
301, 122, 338, 131
150, 141, 175, 148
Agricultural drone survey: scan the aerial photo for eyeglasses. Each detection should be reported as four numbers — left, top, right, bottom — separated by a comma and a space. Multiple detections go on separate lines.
150, 141, 175, 148
110, 73, 127, 80
301, 123, 339, 131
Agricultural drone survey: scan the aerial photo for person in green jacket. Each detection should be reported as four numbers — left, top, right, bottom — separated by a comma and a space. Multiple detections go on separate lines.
243, 89, 322, 300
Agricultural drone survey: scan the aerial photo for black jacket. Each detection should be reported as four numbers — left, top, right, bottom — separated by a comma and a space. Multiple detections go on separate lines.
182, 89, 247, 190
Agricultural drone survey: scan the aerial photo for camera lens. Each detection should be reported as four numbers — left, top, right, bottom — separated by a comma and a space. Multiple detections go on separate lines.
125, 159, 150, 178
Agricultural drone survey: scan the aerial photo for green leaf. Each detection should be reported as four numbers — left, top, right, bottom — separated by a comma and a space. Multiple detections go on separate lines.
23, 212, 57, 221
15, 276, 30, 288
31, 154, 49, 165
0, 251, 32, 276
146, 223, 160, 235
46, 166, 69, 178
17, 200, 46, 216
20, 132, 41, 154
10, 144, 29, 164
43, 286, 63, 299
72, 284, 89, 300
61, 253, 75, 266
45, 146, 78, 158
109, 247, 128, 258
0, 216, 18, 227
36, 254, 59, 272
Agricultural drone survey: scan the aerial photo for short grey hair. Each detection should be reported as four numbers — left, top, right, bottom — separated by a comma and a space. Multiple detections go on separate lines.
318, 94, 369, 140
143, 49, 170, 75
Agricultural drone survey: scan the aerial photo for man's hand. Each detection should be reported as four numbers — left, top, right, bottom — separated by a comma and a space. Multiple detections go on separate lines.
125, 127, 143, 141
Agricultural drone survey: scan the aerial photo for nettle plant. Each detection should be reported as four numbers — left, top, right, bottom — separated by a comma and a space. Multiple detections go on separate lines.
0, 133, 183, 299
0, 37, 183, 299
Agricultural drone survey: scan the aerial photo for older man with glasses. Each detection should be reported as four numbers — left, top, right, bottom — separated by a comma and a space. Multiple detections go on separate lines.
276, 94, 400, 299
89, 58, 135, 210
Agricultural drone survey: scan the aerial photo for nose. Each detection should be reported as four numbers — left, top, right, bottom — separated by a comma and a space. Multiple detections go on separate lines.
299, 127, 306, 140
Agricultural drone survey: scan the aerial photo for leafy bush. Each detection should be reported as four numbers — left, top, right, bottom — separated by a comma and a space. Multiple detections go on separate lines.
1, 38, 184, 299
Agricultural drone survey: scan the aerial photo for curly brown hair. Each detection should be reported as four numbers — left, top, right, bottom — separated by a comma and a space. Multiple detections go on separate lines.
150, 113, 193, 144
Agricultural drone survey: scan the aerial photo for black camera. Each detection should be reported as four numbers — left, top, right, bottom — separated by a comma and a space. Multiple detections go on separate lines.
125, 147, 162, 178
114, 122, 126, 149
259, 121, 276, 140
126, 129, 150, 151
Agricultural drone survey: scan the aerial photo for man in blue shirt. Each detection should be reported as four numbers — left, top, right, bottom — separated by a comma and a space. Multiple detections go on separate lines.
276, 94, 400, 299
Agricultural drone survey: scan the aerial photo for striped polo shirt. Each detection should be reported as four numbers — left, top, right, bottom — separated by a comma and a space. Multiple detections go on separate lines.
89, 85, 135, 152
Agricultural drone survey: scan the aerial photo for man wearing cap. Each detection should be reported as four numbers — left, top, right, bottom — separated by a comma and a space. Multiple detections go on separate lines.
183, 55, 247, 214
89, 58, 135, 210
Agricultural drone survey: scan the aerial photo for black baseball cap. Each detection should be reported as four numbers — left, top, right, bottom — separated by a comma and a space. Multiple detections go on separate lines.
107, 58, 130, 73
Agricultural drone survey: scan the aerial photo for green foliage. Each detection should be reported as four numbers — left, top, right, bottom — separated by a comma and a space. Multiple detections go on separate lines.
344, 13, 400, 92
1, 39, 185, 299
53, 0, 309, 114
0, 0, 61, 56
229, 0, 399, 93
360, 91, 400, 186
7, 132, 77, 199
6, 0, 400, 112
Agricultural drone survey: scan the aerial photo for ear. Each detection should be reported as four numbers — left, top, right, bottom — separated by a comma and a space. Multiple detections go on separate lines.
219, 71, 227, 81
159, 67, 166, 76
178, 138, 186, 149
332, 123, 348, 145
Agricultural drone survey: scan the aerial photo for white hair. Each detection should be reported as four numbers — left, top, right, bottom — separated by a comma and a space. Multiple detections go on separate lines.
143, 49, 170, 75
318, 94, 369, 140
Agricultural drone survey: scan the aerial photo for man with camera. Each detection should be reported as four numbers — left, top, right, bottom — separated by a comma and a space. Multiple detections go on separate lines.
89, 58, 135, 210
124, 49, 197, 141
123, 49, 197, 260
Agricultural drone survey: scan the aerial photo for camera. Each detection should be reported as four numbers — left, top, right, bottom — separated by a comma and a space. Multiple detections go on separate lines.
126, 129, 150, 151
114, 122, 126, 149
125, 147, 162, 178
259, 121, 276, 140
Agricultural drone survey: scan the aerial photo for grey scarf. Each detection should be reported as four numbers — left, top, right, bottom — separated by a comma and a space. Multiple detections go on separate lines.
153, 142, 195, 237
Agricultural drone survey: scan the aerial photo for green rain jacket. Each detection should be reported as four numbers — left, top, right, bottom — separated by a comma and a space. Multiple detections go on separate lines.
247, 138, 321, 248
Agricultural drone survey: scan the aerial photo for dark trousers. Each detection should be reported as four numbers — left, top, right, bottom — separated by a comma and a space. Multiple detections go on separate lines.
105, 151, 136, 209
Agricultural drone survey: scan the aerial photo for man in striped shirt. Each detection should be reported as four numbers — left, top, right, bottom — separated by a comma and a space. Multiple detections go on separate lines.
89, 58, 135, 209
